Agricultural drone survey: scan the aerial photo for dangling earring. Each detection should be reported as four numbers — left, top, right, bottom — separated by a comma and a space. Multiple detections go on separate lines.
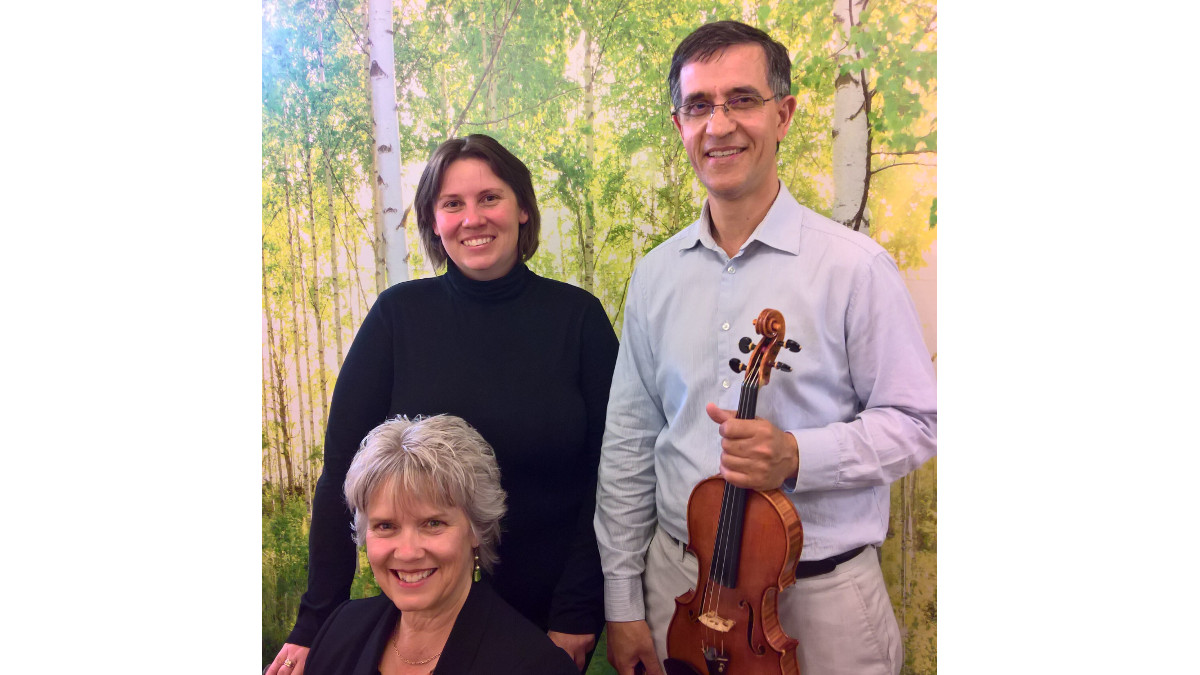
473, 551, 481, 583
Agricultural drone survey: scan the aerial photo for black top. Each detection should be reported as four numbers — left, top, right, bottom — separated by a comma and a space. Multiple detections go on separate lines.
288, 262, 619, 646
305, 582, 579, 675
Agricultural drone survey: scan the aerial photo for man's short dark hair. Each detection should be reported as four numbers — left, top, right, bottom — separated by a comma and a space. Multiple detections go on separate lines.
668, 20, 792, 108
414, 134, 541, 270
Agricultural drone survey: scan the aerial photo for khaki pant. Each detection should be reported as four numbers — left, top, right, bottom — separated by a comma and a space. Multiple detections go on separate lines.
644, 525, 902, 675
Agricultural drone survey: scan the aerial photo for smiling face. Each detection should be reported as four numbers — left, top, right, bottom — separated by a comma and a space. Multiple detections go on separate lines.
365, 483, 479, 621
433, 158, 529, 281
672, 43, 796, 206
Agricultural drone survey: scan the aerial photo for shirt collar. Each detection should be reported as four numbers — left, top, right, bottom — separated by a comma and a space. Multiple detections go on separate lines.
675, 181, 805, 256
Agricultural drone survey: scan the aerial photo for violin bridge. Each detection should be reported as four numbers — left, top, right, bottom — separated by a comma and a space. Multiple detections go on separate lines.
697, 611, 735, 633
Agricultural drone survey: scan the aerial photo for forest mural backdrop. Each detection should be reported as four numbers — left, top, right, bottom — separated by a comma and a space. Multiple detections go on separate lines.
261, 0, 936, 672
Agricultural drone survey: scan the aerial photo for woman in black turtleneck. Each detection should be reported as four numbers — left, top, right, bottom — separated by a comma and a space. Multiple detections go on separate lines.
267, 135, 618, 675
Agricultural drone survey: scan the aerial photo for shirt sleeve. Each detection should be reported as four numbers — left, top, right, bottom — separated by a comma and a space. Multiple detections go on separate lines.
286, 300, 396, 646
593, 266, 666, 622
786, 251, 937, 493
546, 295, 619, 635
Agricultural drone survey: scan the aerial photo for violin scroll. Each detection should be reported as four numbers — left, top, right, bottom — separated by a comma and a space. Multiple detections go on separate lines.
741, 309, 800, 387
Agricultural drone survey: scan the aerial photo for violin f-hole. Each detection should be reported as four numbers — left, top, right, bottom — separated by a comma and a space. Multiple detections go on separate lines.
743, 602, 768, 656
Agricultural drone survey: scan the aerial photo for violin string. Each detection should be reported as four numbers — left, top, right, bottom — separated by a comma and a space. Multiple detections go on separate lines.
719, 475, 737, 657
706, 362, 758, 657
706, 407, 742, 653
708, 479, 734, 653
703, 478, 726, 647
700, 365, 734, 643
712, 379, 749, 628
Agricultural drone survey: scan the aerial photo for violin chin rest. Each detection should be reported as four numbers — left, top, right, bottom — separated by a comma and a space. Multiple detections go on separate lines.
662, 658, 705, 675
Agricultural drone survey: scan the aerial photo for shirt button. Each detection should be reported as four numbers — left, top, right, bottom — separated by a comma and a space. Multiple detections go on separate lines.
727, 265, 736, 274
722, 380, 730, 389
721, 322, 730, 331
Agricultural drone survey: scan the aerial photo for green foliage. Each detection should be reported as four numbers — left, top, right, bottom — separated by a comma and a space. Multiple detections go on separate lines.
849, 0, 937, 154
350, 548, 382, 600
261, 483, 382, 668
261, 486, 311, 664
866, 149, 936, 269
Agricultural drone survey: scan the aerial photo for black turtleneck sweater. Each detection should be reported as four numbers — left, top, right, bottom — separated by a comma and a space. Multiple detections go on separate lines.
288, 262, 619, 647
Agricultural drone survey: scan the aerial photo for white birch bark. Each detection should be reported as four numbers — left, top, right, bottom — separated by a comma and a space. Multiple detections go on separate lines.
831, 0, 870, 231
368, 0, 408, 286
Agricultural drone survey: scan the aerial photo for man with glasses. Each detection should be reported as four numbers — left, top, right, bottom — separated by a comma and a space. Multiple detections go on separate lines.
594, 20, 936, 675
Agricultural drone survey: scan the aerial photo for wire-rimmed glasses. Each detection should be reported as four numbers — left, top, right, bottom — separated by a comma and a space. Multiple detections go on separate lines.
671, 94, 781, 123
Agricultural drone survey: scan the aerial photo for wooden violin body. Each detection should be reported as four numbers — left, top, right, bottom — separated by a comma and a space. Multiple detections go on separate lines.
664, 309, 804, 675
665, 478, 803, 675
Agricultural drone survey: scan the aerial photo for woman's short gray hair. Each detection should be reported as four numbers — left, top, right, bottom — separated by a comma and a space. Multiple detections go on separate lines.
343, 415, 507, 573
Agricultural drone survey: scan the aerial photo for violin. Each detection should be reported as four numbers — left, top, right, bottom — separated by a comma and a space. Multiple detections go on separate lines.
664, 309, 803, 675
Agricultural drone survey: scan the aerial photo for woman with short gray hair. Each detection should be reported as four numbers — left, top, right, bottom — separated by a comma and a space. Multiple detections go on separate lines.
343, 414, 506, 573
303, 414, 578, 675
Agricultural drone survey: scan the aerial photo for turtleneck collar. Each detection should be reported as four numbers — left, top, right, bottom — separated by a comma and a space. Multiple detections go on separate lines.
443, 260, 532, 302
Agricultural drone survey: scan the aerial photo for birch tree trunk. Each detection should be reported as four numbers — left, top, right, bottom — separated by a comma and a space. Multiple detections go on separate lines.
302, 145, 332, 442
262, 330, 282, 508
440, 68, 451, 134
315, 8, 347, 372
263, 254, 294, 498
281, 157, 311, 472
556, 212, 568, 279
368, 0, 408, 287
338, 195, 371, 319
372, 177, 388, 292
485, 23, 498, 121
366, 6, 388, 296
900, 470, 916, 624
290, 197, 319, 474
325, 157, 346, 369
269, 338, 294, 496
579, 33, 597, 293
830, 0, 871, 233
340, 198, 366, 329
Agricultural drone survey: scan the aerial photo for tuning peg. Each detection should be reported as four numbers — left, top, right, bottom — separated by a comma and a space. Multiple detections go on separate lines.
784, 339, 801, 353
738, 337, 754, 353
774, 361, 792, 372
729, 358, 746, 374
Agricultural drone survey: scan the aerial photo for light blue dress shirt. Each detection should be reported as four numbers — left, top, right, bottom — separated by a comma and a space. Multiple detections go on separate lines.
594, 182, 937, 621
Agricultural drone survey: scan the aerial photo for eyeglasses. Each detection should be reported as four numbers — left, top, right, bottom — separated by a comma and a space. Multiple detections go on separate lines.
671, 94, 780, 122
